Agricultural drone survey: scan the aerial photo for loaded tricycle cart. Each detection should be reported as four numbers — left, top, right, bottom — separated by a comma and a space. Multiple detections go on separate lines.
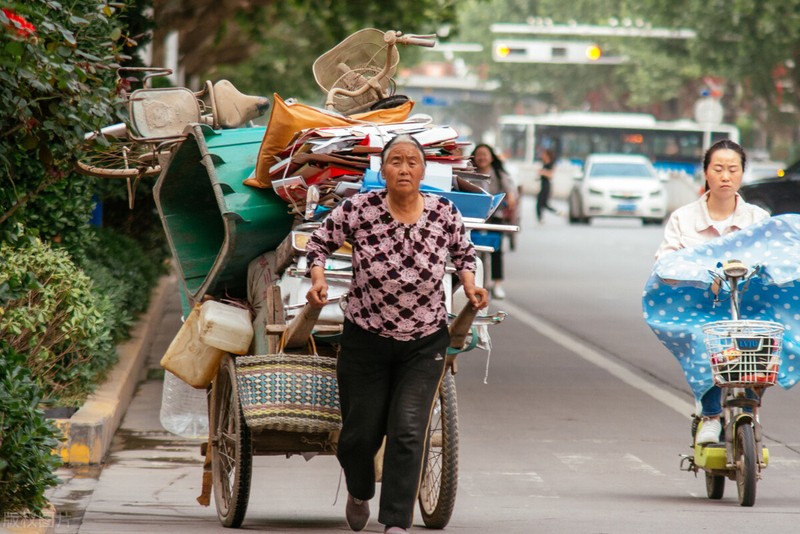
153, 116, 514, 528
77, 29, 517, 530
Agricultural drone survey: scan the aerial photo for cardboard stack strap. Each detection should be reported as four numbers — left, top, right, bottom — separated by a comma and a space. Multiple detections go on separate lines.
259, 120, 495, 220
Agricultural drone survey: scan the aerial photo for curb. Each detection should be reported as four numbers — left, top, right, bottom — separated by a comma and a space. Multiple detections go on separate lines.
51, 274, 174, 465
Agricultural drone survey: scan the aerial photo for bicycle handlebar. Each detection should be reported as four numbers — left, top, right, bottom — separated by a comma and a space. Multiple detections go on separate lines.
396, 34, 437, 48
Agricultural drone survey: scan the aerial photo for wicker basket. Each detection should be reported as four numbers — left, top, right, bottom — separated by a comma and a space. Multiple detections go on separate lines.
235, 347, 341, 433
703, 320, 784, 387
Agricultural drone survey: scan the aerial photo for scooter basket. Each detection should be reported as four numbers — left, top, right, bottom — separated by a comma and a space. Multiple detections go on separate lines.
703, 320, 784, 387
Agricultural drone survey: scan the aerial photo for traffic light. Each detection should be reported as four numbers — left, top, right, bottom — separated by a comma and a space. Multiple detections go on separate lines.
494, 43, 527, 60
585, 44, 602, 61
492, 39, 624, 64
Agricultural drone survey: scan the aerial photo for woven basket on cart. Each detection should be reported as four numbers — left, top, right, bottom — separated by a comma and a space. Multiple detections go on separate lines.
235, 339, 341, 432
703, 320, 784, 387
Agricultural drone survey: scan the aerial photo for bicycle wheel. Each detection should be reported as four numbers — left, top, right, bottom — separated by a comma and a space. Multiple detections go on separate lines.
705, 472, 725, 500
75, 125, 162, 179
418, 371, 458, 529
735, 423, 757, 506
211, 354, 252, 527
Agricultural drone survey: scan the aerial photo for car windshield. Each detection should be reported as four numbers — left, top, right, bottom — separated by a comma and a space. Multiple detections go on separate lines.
589, 162, 654, 178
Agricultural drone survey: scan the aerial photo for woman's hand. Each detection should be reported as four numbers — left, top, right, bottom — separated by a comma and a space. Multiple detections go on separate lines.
306, 266, 329, 308
464, 284, 490, 310
460, 271, 489, 310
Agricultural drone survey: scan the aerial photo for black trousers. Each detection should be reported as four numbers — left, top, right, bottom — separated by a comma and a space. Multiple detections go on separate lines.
536, 177, 557, 221
336, 320, 449, 528
487, 216, 505, 281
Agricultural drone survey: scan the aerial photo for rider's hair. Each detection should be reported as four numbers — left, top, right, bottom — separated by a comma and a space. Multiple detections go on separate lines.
381, 134, 426, 165
703, 139, 747, 173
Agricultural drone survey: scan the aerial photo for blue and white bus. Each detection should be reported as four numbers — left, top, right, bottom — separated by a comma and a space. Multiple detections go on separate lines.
496, 111, 740, 198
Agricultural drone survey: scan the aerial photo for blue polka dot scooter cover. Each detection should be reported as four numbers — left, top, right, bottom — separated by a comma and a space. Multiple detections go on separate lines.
643, 214, 800, 400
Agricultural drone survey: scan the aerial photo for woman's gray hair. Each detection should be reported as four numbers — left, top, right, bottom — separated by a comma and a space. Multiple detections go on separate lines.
381, 133, 426, 165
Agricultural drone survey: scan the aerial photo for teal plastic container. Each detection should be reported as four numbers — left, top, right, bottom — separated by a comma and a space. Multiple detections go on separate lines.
154, 124, 293, 310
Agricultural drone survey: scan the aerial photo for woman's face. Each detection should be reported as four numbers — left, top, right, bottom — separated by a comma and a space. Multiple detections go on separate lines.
705, 148, 743, 199
382, 141, 425, 195
473, 146, 493, 170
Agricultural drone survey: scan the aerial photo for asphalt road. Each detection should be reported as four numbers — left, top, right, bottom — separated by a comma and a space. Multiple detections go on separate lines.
47, 197, 800, 533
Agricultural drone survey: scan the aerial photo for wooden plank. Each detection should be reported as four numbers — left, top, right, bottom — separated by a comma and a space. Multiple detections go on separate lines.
449, 304, 479, 349
284, 302, 322, 349
267, 284, 282, 353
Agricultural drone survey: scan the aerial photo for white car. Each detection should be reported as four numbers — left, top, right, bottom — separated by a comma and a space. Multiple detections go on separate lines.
742, 160, 785, 185
568, 153, 667, 225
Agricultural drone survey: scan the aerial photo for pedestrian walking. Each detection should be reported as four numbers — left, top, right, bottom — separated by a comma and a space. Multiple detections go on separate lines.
471, 143, 518, 300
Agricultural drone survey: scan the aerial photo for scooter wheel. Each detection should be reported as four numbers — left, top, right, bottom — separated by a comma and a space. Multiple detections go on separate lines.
705, 472, 725, 499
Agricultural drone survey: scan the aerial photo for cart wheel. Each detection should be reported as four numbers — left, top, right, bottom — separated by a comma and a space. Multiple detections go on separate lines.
705, 472, 725, 500
736, 423, 757, 506
211, 354, 252, 527
75, 130, 162, 179
418, 372, 458, 529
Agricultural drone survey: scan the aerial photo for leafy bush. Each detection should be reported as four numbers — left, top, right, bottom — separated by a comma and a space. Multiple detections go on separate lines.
0, 346, 62, 517
0, 0, 129, 247
0, 238, 117, 403
80, 226, 168, 342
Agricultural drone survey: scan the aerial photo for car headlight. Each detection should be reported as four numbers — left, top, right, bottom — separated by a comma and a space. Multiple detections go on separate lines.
649, 189, 663, 198
588, 188, 604, 196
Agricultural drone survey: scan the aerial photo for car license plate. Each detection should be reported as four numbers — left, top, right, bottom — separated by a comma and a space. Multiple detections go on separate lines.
617, 203, 636, 213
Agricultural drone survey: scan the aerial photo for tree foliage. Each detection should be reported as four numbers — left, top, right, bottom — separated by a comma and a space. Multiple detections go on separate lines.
0, 1, 132, 248
153, 0, 459, 103
452, 0, 800, 151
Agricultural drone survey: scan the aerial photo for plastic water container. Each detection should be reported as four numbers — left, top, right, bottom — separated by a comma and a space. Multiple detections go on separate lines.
160, 303, 225, 388
198, 300, 253, 355
160, 370, 209, 439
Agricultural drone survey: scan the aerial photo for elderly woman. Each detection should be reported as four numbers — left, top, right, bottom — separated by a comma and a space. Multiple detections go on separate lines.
305, 134, 488, 534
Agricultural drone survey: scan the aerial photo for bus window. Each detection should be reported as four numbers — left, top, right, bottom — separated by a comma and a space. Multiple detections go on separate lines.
499, 124, 527, 160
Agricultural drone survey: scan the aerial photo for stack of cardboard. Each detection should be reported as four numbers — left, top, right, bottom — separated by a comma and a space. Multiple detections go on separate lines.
263, 121, 491, 219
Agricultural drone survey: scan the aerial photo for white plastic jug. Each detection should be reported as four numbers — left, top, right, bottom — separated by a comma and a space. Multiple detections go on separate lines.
198, 300, 253, 355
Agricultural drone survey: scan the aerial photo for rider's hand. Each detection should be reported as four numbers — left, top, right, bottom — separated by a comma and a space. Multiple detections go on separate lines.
711, 277, 722, 298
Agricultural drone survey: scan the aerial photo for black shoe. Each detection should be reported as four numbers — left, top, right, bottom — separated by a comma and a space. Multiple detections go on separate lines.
345, 494, 370, 531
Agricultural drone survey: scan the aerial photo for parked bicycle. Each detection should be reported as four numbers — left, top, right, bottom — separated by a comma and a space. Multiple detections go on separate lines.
680, 259, 784, 506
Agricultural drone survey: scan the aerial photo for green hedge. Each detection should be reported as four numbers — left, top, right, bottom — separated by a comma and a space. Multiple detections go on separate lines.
0, 353, 62, 517
0, 237, 117, 403
0, 0, 160, 516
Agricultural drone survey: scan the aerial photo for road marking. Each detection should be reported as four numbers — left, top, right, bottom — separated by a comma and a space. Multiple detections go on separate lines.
553, 453, 592, 471
501, 301, 694, 418
623, 453, 666, 477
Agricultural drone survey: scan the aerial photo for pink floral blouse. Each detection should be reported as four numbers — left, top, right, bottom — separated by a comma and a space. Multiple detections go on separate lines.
306, 190, 476, 341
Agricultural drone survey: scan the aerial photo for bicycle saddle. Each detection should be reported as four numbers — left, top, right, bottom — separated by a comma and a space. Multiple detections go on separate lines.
212, 80, 270, 129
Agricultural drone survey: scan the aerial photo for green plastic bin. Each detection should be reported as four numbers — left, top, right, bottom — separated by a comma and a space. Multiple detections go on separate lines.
154, 124, 293, 309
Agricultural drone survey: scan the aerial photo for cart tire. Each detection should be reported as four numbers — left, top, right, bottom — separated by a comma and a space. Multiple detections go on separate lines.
418, 372, 458, 529
705, 472, 725, 500
736, 423, 757, 507
211, 355, 252, 528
